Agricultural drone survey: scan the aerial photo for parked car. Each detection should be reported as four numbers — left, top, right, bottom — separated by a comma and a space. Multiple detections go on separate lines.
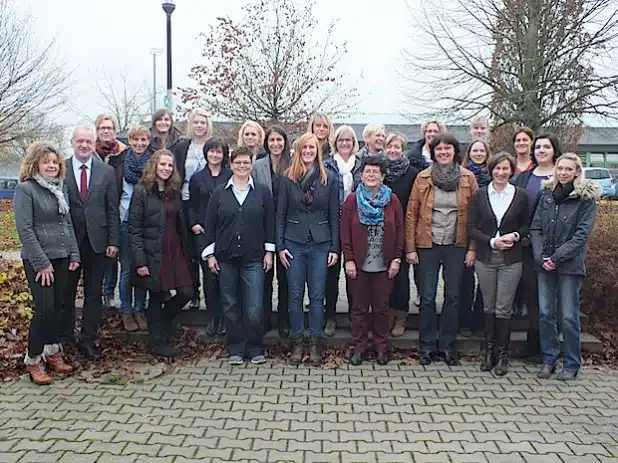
583, 168, 616, 199
0, 178, 17, 200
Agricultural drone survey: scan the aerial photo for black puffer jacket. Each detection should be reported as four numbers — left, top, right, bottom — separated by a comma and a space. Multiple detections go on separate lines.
128, 184, 190, 291
530, 180, 599, 276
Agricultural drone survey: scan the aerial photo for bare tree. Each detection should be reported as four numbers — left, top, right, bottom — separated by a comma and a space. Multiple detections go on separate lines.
403, 0, 618, 136
178, 0, 358, 125
5, 113, 66, 157
0, 0, 70, 146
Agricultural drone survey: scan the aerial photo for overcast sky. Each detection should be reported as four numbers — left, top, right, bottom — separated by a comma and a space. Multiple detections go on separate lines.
20, 0, 421, 126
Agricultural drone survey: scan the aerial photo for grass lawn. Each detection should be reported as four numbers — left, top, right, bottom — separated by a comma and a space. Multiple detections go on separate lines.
0, 210, 19, 251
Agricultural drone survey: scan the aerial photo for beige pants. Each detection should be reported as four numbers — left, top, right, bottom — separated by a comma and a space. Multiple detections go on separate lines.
475, 250, 522, 319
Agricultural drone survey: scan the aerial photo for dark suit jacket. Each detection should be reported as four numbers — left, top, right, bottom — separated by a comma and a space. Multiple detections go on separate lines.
65, 156, 120, 253
276, 170, 340, 253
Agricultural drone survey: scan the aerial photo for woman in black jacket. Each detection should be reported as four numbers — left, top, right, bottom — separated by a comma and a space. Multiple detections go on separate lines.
383, 132, 418, 337
468, 153, 529, 376
277, 133, 340, 366
531, 153, 598, 381
188, 137, 232, 336
128, 149, 194, 357
172, 108, 215, 309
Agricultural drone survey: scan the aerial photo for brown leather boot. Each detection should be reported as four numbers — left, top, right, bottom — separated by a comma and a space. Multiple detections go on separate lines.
46, 353, 73, 374
123, 314, 139, 332
391, 312, 407, 337
134, 313, 148, 331
26, 363, 52, 385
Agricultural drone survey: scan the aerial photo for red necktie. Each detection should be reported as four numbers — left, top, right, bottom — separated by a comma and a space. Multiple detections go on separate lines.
80, 165, 88, 201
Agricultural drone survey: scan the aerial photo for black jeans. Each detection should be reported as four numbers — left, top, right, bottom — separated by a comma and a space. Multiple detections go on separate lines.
183, 200, 201, 298
24, 258, 70, 357
391, 261, 410, 312
60, 237, 106, 345
417, 245, 466, 355
325, 252, 353, 321
263, 253, 288, 331
458, 265, 484, 332
201, 260, 222, 317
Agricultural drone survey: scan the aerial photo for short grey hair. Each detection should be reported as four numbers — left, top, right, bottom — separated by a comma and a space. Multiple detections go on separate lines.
362, 123, 385, 141
72, 125, 95, 140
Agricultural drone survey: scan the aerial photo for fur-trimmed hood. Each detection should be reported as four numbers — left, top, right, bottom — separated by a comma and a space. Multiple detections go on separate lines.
541, 178, 601, 200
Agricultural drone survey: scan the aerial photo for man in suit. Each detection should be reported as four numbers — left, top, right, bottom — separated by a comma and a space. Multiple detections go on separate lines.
60, 125, 120, 359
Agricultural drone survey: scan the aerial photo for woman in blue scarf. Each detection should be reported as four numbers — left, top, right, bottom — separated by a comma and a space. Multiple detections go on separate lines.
341, 157, 404, 366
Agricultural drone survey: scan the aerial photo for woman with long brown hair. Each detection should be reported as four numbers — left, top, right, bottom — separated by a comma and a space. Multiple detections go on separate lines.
150, 109, 181, 151
276, 133, 340, 366
14, 142, 80, 384
128, 149, 194, 357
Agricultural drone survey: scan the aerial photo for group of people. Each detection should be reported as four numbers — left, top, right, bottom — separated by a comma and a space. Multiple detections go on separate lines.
13, 109, 598, 385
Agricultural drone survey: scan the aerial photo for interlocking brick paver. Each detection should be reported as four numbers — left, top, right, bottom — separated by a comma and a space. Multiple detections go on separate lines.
1, 360, 617, 462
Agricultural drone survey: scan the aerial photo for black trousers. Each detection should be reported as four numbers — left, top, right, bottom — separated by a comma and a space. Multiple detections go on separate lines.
200, 260, 222, 318
521, 247, 540, 349
60, 238, 106, 345
263, 253, 288, 331
24, 258, 70, 357
391, 261, 410, 312
325, 252, 353, 321
148, 286, 193, 342
458, 265, 484, 331
183, 200, 201, 298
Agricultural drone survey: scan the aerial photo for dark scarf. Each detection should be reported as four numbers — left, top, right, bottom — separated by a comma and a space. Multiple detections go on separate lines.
553, 181, 575, 204
432, 163, 461, 192
466, 160, 490, 188
300, 166, 321, 205
384, 155, 410, 184
124, 149, 152, 185
96, 139, 120, 161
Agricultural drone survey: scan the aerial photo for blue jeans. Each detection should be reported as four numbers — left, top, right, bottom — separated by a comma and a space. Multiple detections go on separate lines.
119, 221, 146, 315
286, 239, 330, 338
417, 245, 466, 354
103, 257, 118, 298
219, 259, 265, 358
537, 272, 583, 372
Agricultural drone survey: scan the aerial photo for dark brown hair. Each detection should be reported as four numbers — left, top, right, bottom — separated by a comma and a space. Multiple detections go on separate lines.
487, 151, 516, 177
429, 132, 462, 164
139, 149, 181, 198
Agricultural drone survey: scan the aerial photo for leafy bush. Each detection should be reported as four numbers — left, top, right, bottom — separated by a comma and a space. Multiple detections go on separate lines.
0, 210, 19, 251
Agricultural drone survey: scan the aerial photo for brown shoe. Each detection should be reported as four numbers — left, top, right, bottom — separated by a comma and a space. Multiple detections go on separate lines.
123, 314, 139, 332
26, 363, 52, 385
391, 312, 407, 337
46, 353, 73, 374
134, 313, 148, 331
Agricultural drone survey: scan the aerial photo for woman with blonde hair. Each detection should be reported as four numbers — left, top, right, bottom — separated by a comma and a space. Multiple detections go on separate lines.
172, 108, 214, 309
276, 133, 340, 365
237, 120, 266, 161
358, 124, 385, 158
308, 112, 335, 159
531, 153, 599, 381
14, 142, 80, 384
323, 124, 362, 335
129, 149, 194, 357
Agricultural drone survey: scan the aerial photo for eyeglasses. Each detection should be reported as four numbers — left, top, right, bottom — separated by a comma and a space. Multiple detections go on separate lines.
337, 138, 353, 144
98, 126, 115, 132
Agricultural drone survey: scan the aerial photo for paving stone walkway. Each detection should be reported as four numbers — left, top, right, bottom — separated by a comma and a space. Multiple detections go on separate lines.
1, 360, 618, 462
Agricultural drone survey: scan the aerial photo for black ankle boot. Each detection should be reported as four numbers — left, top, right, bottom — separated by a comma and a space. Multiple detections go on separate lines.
290, 337, 303, 365
309, 337, 322, 366
480, 314, 496, 372
494, 318, 510, 376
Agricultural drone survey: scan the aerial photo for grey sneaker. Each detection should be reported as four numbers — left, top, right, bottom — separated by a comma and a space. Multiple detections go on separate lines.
228, 355, 244, 365
250, 355, 266, 365
324, 319, 336, 337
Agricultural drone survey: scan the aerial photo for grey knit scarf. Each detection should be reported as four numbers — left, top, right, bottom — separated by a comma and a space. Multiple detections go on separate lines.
431, 163, 461, 192
33, 174, 70, 215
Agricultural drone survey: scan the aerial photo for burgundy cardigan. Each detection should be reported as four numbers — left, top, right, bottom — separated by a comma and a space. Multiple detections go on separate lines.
341, 192, 405, 268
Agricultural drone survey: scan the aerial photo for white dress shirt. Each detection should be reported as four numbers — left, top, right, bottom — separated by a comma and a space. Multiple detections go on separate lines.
72, 155, 93, 193
488, 182, 517, 249
201, 176, 276, 258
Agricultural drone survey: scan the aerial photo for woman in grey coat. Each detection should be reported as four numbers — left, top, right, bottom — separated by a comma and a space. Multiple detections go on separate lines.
531, 153, 599, 381
13, 142, 80, 385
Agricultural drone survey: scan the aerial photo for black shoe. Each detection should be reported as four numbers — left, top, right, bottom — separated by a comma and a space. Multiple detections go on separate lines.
151, 343, 181, 357
189, 296, 200, 310
205, 316, 218, 337
78, 342, 102, 361
278, 322, 290, 338
376, 351, 389, 366
309, 338, 322, 366
350, 353, 363, 366
443, 351, 460, 366
420, 352, 432, 365
290, 338, 304, 365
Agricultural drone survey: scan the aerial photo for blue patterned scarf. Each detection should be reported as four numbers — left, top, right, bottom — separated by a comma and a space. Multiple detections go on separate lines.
356, 184, 392, 225
124, 149, 152, 185
466, 160, 490, 188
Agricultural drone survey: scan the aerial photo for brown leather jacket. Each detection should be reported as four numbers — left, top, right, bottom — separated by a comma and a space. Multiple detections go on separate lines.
405, 166, 478, 252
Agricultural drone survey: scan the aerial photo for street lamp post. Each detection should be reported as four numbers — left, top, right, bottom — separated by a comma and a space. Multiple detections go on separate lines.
149, 48, 162, 115
162, 2, 176, 112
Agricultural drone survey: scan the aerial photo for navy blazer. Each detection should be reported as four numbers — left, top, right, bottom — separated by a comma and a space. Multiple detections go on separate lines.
276, 170, 340, 253
65, 156, 120, 253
